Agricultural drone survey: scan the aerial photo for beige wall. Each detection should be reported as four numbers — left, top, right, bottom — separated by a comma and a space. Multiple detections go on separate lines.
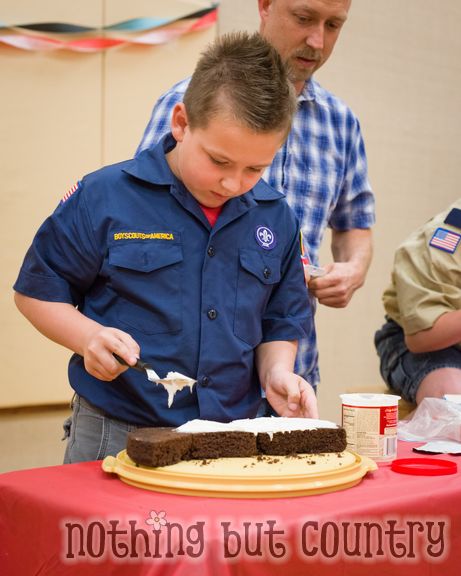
1, 0, 216, 407
2, 1, 461, 420
103, 1, 218, 164
314, 0, 461, 421
219, 0, 461, 421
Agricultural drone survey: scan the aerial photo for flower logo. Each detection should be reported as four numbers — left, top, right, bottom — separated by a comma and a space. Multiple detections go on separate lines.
146, 510, 167, 531
255, 225, 276, 250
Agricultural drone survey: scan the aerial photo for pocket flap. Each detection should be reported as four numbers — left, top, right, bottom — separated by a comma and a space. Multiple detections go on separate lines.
109, 242, 183, 273
239, 248, 281, 285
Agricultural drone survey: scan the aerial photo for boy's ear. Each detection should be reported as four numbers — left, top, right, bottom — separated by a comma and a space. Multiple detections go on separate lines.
170, 103, 189, 142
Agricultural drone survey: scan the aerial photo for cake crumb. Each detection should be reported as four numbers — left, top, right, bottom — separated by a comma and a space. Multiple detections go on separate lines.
266, 457, 280, 464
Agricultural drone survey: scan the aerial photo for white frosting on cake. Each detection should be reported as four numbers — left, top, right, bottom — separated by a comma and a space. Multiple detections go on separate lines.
176, 417, 338, 435
176, 420, 232, 433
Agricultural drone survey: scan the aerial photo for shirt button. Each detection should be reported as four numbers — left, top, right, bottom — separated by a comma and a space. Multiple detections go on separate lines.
263, 267, 272, 279
207, 309, 218, 320
201, 376, 210, 387
207, 246, 216, 257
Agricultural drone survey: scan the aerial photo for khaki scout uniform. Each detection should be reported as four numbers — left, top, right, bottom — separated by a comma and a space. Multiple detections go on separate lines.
383, 199, 461, 344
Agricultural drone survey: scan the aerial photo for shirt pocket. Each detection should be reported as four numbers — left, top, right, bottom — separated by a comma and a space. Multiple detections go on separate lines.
234, 248, 281, 347
109, 242, 183, 335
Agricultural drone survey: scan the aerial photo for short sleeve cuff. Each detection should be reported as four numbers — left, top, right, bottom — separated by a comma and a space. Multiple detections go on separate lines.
261, 315, 311, 343
401, 306, 451, 335
13, 269, 76, 304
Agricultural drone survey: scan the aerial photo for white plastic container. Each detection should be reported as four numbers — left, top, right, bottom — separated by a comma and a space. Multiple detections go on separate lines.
340, 393, 400, 461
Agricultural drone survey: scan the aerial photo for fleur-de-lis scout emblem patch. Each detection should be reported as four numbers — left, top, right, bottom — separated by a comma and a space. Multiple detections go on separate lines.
255, 226, 276, 250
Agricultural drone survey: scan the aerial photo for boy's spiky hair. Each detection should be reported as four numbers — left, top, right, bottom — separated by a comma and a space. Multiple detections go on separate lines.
184, 31, 297, 135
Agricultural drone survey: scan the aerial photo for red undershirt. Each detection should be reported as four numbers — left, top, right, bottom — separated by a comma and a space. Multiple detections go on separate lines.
199, 204, 223, 227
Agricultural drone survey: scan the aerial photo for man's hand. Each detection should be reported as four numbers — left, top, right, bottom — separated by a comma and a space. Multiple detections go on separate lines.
264, 368, 319, 418
308, 261, 364, 308
308, 228, 373, 308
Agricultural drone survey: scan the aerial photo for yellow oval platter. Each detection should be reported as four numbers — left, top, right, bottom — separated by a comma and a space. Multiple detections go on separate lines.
102, 450, 377, 498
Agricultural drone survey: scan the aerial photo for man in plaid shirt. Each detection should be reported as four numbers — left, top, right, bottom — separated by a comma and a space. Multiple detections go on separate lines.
136, 0, 375, 398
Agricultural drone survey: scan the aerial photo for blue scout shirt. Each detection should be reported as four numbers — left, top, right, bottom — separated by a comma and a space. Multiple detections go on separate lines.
14, 134, 311, 426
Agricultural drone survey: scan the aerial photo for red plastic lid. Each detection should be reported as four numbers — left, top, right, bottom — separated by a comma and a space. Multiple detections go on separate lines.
391, 457, 457, 476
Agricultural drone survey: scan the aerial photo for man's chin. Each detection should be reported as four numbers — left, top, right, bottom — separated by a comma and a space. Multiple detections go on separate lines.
288, 66, 314, 86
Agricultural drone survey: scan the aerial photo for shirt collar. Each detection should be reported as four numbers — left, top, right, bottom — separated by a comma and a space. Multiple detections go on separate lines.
122, 133, 177, 186
123, 133, 284, 203
298, 77, 324, 104
250, 178, 284, 202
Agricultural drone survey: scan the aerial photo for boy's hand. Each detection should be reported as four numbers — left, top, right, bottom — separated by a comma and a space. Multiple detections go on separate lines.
82, 326, 140, 381
264, 369, 319, 418
12, 296, 141, 382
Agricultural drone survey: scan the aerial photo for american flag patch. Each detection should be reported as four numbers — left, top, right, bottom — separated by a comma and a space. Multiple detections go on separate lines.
60, 181, 81, 204
429, 227, 461, 253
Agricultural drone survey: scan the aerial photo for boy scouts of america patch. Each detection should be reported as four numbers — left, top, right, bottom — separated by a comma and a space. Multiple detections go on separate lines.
429, 227, 461, 253
255, 226, 276, 250
60, 180, 81, 204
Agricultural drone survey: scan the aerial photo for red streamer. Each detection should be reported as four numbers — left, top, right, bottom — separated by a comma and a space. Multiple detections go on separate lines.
0, 9, 217, 53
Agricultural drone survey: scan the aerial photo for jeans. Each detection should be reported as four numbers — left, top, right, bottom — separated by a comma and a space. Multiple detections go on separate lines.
374, 318, 461, 403
63, 395, 139, 463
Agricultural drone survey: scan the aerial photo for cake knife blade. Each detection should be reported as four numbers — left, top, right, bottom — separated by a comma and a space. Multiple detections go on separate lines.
113, 354, 161, 383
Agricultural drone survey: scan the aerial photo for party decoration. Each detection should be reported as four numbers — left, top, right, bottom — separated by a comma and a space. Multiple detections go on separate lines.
0, 4, 218, 52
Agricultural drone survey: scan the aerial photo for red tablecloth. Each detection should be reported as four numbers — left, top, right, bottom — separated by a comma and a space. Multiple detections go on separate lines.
0, 441, 460, 576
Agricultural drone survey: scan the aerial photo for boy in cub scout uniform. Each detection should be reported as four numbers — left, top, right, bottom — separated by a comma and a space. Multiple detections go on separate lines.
13, 33, 317, 463
375, 199, 461, 404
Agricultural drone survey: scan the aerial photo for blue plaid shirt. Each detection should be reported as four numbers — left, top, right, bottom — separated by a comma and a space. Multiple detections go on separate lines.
136, 77, 375, 387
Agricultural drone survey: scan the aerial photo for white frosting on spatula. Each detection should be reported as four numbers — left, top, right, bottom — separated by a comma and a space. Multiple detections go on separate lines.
156, 373, 196, 407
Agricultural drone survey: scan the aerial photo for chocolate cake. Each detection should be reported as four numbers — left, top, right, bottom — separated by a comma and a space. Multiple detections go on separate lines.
257, 428, 347, 455
187, 431, 257, 459
127, 418, 347, 468
126, 428, 192, 468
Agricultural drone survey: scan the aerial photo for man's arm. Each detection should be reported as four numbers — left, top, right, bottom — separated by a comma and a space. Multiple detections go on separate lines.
308, 228, 373, 308
14, 292, 139, 381
405, 310, 461, 353
255, 340, 318, 418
